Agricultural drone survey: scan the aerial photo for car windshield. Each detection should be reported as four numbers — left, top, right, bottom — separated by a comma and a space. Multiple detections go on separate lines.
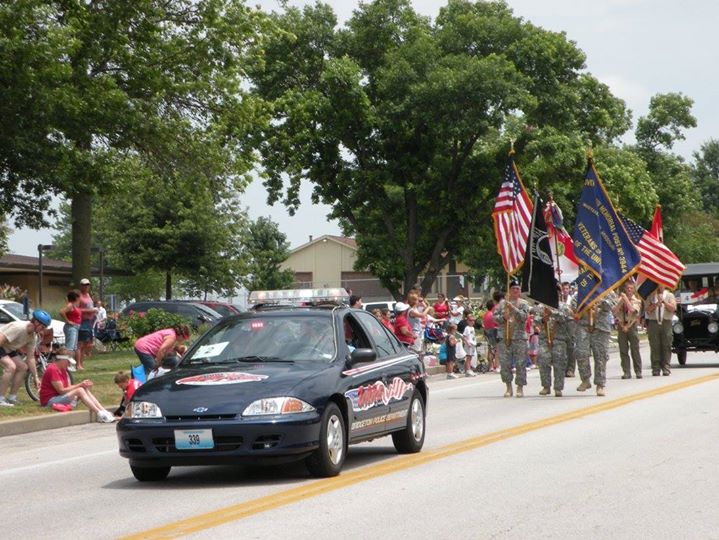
2, 302, 24, 319
184, 314, 336, 364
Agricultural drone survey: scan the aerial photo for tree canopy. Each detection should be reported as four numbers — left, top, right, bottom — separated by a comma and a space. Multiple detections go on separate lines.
1, 0, 270, 283
250, 0, 633, 297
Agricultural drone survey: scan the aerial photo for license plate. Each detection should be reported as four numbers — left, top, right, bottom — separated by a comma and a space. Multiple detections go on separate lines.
175, 429, 214, 450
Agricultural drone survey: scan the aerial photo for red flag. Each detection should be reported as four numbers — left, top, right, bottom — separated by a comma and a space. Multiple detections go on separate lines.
543, 199, 579, 283
650, 204, 663, 243
492, 154, 533, 274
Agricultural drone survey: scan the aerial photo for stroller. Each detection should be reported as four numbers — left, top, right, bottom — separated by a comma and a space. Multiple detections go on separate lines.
94, 319, 128, 351
424, 323, 445, 344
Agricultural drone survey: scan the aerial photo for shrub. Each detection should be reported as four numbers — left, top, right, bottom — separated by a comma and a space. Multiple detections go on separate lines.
119, 308, 191, 342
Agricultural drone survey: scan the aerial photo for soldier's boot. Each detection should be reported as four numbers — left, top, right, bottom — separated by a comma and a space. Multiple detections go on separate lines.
539, 387, 550, 396
504, 383, 513, 397
576, 379, 591, 392
565, 370, 575, 378
516, 385, 524, 398
596, 385, 605, 397
554, 389, 563, 397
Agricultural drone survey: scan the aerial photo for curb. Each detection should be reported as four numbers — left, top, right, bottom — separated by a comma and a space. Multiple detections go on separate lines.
0, 410, 93, 438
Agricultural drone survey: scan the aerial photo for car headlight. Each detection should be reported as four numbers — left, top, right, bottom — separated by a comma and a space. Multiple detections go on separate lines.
242, 397, 315, 416
672, 323, 683, 335
125, 401, 163, 419
709, 322, 719, 334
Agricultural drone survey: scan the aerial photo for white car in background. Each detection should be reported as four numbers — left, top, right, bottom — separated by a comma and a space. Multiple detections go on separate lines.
0, 300, 65, 345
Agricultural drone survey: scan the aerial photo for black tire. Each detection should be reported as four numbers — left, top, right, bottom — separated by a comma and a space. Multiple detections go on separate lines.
25, 363, 45, 402
306, 402, 346, 478
677, 350, 687, 366
392, 390, 426, 454
130, 465, 171, 482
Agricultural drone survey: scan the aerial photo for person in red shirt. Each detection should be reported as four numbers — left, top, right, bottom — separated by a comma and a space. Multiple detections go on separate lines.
482, 300, 499, 372
113, 371, 142, 418
380, 308, 394, 333
59, 290, 82, 365
433, 293, 450, 323
393, 302, 415, 347
39, 350, 115, 422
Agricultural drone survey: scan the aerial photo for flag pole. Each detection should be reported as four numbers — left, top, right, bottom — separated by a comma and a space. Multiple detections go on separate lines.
547, 191, 563, 286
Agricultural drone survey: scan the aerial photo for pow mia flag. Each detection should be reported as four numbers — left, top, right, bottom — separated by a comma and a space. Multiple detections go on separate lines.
521, 193, 559, 308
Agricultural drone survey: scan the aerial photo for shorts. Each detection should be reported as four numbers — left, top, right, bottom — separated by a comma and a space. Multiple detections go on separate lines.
0, 347, 19, 359
45, 395, 77, 408
484, 328, 498, 347
78, 319, 94, 343
64, 323, 79, 351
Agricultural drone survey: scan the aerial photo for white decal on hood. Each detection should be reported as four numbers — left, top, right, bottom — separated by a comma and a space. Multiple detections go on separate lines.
176, 372, 268, 386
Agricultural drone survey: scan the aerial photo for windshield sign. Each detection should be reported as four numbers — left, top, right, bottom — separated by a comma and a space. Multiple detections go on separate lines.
186, 315, 336, 364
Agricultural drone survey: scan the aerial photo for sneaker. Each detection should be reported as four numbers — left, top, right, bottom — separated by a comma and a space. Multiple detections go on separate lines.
0, 398, 14, 407
97, 410, 116, 423
465, 370, 477, 377
6, 395, 19, 405
447, 373, 459, 379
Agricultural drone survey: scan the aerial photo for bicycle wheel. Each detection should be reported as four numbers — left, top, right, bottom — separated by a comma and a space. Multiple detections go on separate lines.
25, 363, 45, 402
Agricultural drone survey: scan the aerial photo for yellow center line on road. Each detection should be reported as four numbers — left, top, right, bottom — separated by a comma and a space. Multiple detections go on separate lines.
122, 372, 719, 539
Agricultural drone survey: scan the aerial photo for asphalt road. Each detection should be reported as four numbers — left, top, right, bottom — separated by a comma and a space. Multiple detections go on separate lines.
3, 344, 719, 540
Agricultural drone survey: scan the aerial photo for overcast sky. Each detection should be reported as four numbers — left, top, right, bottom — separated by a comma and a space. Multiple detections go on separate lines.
8, 0, 718, 256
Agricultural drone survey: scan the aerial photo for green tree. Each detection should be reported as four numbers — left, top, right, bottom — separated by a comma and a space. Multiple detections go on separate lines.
250, 0, 632, 297
239, 217, 295, 291
0, 0, 269, 283
96, 170, 247, 300
692, 139, 719, 215
633, 93, 698, 242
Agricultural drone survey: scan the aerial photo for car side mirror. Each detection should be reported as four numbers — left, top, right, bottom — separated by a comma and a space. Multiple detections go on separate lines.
348, 348, 376, 366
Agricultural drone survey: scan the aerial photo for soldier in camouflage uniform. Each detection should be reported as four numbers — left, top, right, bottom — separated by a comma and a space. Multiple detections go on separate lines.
494, 280, 530, 397
572, 291, 617, 397
560, 282, 578, 378
533, 299, 574, 397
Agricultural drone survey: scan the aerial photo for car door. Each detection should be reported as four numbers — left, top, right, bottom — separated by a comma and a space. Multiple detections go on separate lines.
353, 311, 416, 432
341, 312, 390, 440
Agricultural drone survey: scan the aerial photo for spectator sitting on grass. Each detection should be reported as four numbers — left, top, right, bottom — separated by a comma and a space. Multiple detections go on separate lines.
39, 348, 115, 423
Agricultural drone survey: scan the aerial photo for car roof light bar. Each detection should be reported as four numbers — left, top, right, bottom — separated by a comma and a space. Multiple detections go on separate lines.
249, 288, 350, 305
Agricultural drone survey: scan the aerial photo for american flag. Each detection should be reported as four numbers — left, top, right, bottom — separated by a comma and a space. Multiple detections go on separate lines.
492, 156, 533, 274
620, 214, 685, 289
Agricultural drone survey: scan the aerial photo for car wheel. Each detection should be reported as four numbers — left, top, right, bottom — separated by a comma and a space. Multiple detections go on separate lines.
306, 402, 346, 477
677, 350, 687, 366
392, 390, 425, 454
130, 465, 171, 482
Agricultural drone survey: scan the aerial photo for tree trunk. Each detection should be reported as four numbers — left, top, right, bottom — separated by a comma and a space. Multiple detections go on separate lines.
71, 191, 93, 287
165, 270, 172, 300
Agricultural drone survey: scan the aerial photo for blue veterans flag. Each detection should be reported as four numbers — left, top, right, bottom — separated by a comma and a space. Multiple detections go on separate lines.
572, 160, 641, 315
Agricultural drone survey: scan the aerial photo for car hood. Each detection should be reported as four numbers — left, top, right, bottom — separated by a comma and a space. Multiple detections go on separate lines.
132, 362, 332, 416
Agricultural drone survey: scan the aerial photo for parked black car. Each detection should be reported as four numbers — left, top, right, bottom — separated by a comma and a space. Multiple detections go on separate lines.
672, 262, 719, 365
116, 300, 428, 481
672, 302, 719, 365
120, 301, 221, 329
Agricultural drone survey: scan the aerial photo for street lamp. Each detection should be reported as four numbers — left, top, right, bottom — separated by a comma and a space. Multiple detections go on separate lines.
37, 244, 54, 307
91, 247, 105, 301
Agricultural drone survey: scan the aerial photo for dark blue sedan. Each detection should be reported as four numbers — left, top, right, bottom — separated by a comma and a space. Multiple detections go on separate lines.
116, 302, 428, 481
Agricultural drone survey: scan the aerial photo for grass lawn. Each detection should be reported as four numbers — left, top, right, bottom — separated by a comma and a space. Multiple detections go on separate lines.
0, 349, 138, 420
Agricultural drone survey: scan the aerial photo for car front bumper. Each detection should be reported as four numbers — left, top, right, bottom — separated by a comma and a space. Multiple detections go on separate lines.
117, 412, 321, 467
